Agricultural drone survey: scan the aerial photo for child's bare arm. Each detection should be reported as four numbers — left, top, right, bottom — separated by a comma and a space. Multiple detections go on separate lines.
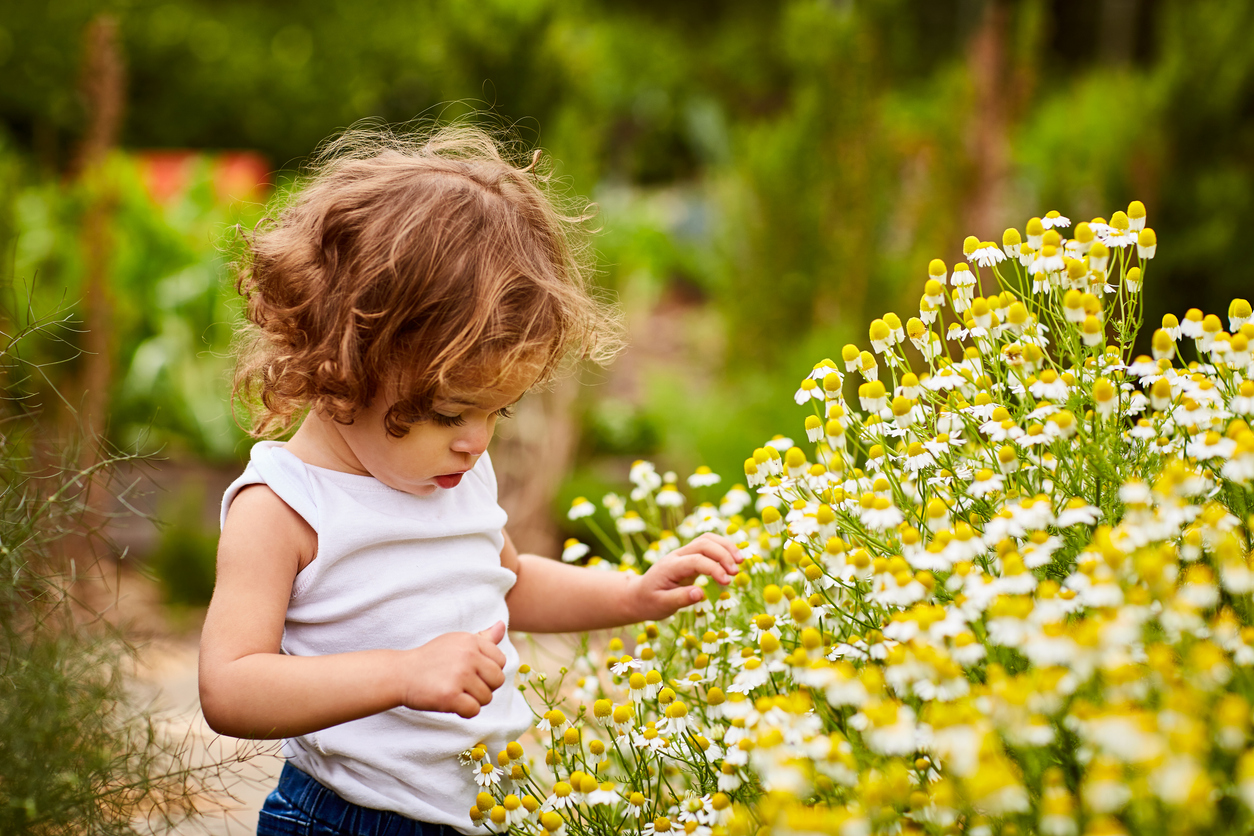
502, 532, 742, 633
199, 485, 507, 739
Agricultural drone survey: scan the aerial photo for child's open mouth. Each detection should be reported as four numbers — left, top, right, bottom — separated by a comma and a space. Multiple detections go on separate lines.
434, 472, 465, 489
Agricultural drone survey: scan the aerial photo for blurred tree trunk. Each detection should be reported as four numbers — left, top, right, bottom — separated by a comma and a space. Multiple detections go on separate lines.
1100, 0, 1141, 66
75, 15, 123, 455
65, 16, 124, 565
964, 0, 1011, 244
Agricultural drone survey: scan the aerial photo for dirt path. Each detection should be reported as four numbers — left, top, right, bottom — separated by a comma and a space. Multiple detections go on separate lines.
135, 635, 283, 834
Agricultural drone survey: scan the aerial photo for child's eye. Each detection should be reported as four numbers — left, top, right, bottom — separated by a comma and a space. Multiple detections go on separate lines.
431, 406, 513, 427
432, 412, 467, 427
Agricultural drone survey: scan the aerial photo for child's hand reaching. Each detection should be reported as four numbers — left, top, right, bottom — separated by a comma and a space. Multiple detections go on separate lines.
399, 621, 508, 719
629, 533, 743, 622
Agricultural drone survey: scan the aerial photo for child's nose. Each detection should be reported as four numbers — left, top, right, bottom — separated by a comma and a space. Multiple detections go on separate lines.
451, 420, 491, 456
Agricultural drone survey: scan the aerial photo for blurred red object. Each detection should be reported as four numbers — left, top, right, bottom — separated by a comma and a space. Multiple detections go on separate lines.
213, 151, 271, 204
135, 150, 270, 206
136, 150, 196, 204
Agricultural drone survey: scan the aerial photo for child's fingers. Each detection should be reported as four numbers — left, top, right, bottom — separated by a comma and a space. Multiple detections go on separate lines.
462, 675, 495, 707
478, 620, 507, 644
665, 551, 734, 586
452, 693, 484, 719
661, 585, 706, 612
677, 534, 742, 573
477, 637, 507, 669
477, 657, 506, 691
675, 540, 740, 581
714, 533, 746, 561
699, 532, 744, 560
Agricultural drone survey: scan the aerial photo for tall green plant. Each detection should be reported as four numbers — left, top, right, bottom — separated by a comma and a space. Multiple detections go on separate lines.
0, 298, 224, 833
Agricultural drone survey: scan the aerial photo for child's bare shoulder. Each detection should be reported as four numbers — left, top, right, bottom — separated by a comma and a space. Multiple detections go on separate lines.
221, 483, 317, 573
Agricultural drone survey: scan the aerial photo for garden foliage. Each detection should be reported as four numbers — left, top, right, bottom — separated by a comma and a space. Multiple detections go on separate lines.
6, 146, 265, 460
464, 208, 1254, 835
8, 2, 1254, 487
0, 301, 222, 833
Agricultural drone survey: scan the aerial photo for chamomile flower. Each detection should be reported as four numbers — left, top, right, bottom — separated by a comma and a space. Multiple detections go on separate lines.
1032, 244, 1065, 275
687, 466, 721, 488
728, 657, 770, 694
1231, 381, 1254, 416
611, 703, 635, 734
475, 761, 504, 787
641, 816, 674, 836
616, 511, 646, 535
1126, 266, 1143, 293
1093, 377, 1118, 417
629, 460, 662, 492
642, 669, 663, 699
602, 492, 626, 519
561, 539, 590, 563
499, 794, 529, 827
719, 484, 752, 515
970, 241, 1005, 267
851, 700, 926, 756
536, 709, 569, 733
863, 496, 904, 531
1029, 369, 1070, 400
1102, 211, 1137, 247
764, 435, 794, 452
540, 214, 1254, 836
1041, 210, 1070, 229
541, 782, 578, 812
611, 655, 642, 676
1002, 227, 1022, 258
1231, 298, 1253, 331
663, 700, 692, 735
1063, 493, 1103, 526
793, 377, 821, 404
586, 782, 621, 807
858, 350, 879, 380
656, 485, 685, 508
903, 441, 936, 472
1020, 531, 1063, 569
969, 468, 1004, 497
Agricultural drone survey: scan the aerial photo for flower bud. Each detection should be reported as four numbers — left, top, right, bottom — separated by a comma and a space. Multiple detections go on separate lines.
1127, 199, 1146, 229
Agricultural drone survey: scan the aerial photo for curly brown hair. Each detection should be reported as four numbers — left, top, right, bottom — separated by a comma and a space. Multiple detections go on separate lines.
231, 123, 622, 438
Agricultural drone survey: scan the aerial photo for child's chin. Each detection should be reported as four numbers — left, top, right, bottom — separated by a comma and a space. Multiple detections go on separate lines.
391, 480, 437, 497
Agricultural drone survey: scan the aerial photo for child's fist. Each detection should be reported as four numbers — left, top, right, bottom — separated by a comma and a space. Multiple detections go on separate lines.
399, 621, 508, 718
629, 533, 743, 622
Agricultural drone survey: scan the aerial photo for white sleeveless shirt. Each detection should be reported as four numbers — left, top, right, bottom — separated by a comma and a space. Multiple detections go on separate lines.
219, 441, 532, 832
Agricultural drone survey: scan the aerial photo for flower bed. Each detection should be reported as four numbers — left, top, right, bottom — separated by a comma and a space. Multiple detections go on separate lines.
467, 205, 1254, 836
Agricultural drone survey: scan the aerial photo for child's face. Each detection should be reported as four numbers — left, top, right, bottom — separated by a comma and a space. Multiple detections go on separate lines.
334, 366, 535, 497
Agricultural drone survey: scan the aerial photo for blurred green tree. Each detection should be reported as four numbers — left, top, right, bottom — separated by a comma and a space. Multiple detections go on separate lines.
2, 0, 1252, 476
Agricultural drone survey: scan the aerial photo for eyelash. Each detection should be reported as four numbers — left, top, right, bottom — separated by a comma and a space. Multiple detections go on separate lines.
431, 406, 514, 427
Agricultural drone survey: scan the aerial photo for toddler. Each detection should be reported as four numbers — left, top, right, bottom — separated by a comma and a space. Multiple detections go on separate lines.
199, 125, 742, 836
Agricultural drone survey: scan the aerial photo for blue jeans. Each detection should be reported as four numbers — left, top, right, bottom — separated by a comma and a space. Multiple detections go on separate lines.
257, 762, 452, 836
